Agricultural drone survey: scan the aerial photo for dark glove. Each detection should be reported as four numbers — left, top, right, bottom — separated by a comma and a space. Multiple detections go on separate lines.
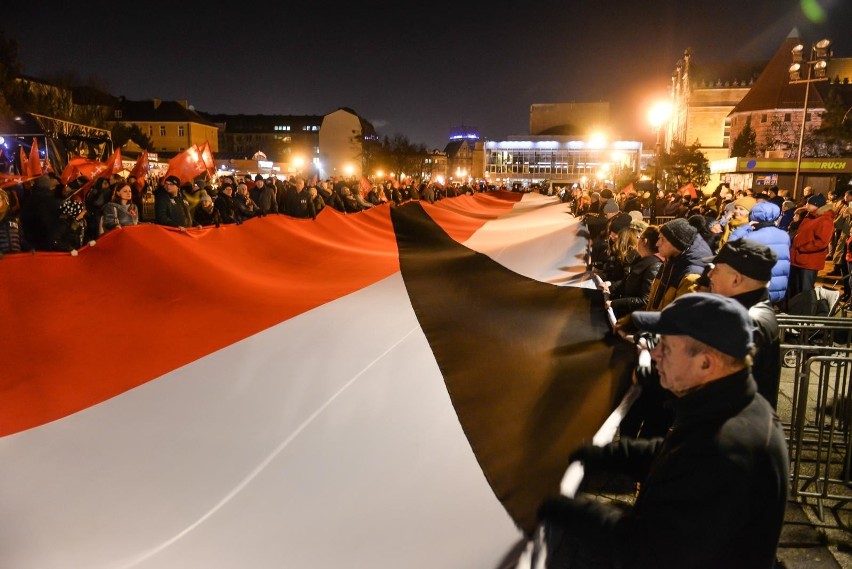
537, 494, 593, 526
567, 444, 604, 467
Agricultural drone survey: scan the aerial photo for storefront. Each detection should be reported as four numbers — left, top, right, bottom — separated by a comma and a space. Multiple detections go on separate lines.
711, 156, 852, 199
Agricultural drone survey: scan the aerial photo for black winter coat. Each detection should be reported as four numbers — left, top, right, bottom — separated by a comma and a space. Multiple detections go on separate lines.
539, 370, 789, 569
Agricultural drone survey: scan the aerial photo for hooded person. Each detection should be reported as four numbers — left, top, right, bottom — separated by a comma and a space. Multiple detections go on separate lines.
787, 192, 835, 300
726, 201, 791, 305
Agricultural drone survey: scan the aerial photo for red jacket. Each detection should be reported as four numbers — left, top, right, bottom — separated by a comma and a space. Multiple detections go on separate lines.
790, 206, 835, 270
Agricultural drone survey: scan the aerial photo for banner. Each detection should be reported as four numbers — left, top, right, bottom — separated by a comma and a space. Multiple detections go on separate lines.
0, 193, 631, 568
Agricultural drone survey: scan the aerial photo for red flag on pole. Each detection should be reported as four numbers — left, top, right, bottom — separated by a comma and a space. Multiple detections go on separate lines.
199, 141, 215, 176
165, 146, 206, 186
359, 176, 371, 198
129, 151, 149, 191
678, 182, 697, 199
19, 147, 29, 177
28, 139, 43, 176
60, 157, 110, 186
101, 148, 123, 180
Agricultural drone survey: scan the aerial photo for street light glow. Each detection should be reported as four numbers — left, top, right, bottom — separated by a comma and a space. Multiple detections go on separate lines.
648, 102, 672, 129
588, 132, 607, 148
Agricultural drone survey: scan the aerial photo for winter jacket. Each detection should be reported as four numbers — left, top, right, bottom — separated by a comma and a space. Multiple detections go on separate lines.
610, 254, 663, 318
538, 369, 788, 569
728, 202, 791, 304
790, 204, 835, 270
154, 188, 191, 228
101, 201, 139, 233
646, 234, 712, 311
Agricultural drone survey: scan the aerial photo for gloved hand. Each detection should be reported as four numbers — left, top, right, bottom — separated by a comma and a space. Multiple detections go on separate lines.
567, 444, 604, 468
537, 494, 579, 524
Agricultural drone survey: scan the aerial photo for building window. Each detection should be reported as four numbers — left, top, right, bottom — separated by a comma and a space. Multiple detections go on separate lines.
159, 126, 166, 137
275, 125, 291, 131
114, 110, 122, 119
178, 126, 185, 137
784, 113, 791, 122
760, 114, 768, 123
148, 126, 153, 136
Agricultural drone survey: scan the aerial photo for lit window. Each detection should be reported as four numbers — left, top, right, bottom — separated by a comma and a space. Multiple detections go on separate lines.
159, 126, 166, 136
178, 126, 185, 137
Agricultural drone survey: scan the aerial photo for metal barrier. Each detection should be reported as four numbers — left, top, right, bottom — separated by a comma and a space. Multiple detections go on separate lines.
778, 314, 852, 525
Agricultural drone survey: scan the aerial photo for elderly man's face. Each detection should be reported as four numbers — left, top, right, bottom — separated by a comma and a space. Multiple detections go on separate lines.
708, 262, 738, 297
656, 232, 680, 259
652, 335, 706, 397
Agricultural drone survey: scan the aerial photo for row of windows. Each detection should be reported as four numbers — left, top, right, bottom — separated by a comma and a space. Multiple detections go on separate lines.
486, 149, 639, 176
732, 113, 815, 126
148, 126, 185, 137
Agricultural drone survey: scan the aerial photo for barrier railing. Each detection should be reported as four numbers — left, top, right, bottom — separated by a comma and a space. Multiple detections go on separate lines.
778, 314, 852, 526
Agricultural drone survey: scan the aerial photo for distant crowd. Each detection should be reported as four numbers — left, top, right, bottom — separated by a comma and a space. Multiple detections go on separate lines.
0, 172, 497, 256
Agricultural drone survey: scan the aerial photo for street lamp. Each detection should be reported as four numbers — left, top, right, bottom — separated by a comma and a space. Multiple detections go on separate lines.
648, 101, 672, 224
789, 38, 832, 199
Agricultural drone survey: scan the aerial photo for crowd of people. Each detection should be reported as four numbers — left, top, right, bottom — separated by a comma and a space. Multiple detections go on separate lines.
531, 179, 852, 568
0, 172, 495, 256
569, 182, 852, 313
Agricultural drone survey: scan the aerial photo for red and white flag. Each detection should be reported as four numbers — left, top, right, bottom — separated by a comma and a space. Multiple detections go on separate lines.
0, 193, 631, 568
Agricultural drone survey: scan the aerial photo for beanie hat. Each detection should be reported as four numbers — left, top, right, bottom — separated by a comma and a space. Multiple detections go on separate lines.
660, 218, 698, 251
628, 210, 645, 223
734, 196, 756, 211
164, 175, 181, 186
600, 188, 614, 199
807, 193, 827, 208
602, 199, 620, 214
255, 174, 265, 182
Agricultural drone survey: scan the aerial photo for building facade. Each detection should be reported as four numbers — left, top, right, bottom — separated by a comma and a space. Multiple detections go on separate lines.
483, 136, 642, 188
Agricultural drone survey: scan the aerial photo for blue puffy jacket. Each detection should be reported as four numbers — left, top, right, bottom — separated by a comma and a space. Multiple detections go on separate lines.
729, 202, 791, 304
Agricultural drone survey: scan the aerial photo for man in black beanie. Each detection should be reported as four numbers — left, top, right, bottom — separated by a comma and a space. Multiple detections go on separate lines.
707, 238, 781, 409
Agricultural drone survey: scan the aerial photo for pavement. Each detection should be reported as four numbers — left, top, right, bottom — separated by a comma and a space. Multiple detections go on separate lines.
775, 261, 851, 568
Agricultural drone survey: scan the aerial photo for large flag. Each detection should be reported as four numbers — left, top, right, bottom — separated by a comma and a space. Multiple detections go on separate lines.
28, 138, 43, 177
0, 193, 633, 568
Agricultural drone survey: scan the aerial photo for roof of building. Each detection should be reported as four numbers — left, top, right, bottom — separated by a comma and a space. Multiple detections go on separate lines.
730, 32, 835, 114
119, 99, 218, 127
688, 60, 765, 89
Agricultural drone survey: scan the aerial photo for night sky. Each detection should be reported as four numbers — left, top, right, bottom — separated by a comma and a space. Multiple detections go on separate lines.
5, 0, 851, 149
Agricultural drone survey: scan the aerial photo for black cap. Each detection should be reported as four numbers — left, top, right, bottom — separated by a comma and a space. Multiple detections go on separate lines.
600, 188, 614, 199
255, 174, 265, 182
632, 293, 754, 358
703, 238, 777, 282
164, 175, 181, 186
